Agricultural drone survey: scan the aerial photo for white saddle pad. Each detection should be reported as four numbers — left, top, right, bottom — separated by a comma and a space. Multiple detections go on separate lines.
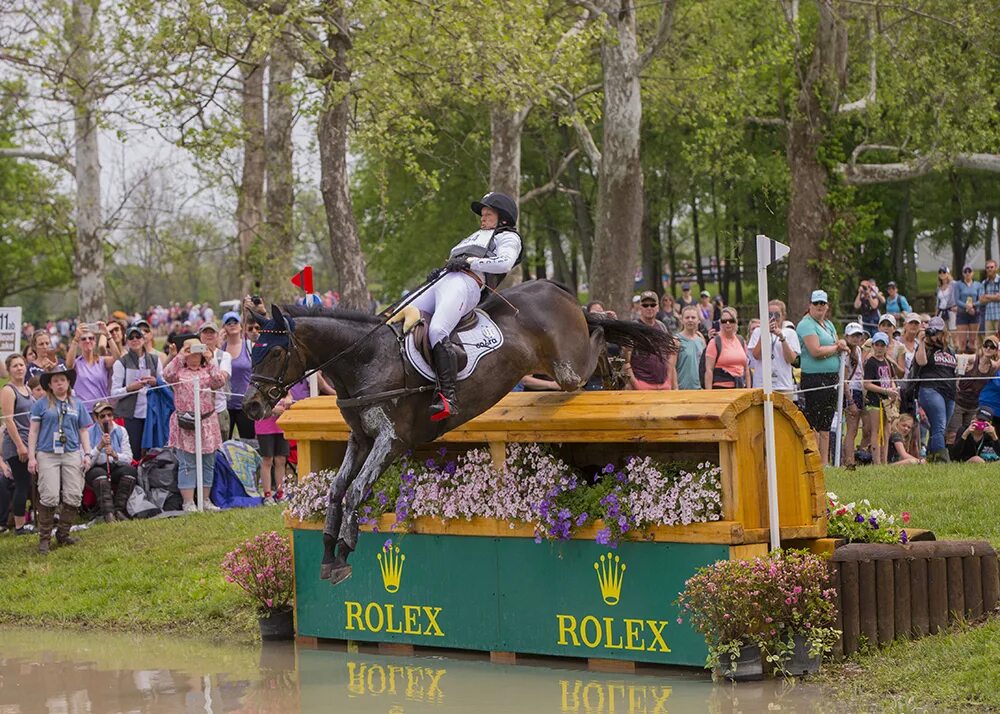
403, 309, 504, 382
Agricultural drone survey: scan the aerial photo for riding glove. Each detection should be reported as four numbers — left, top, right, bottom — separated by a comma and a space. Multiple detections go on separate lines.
425, 267, 445, 283
445, 257, 471, 272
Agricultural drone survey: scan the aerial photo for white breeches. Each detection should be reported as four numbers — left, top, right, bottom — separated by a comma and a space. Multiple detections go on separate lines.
409, 272, 482, 346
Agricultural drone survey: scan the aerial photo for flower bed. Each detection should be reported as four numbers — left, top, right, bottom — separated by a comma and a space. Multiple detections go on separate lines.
285, 444, 723, 546
826, 492, 910, 544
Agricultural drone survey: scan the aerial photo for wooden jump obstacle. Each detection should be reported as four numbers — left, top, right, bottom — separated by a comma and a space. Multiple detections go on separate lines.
280, 390, 827, 668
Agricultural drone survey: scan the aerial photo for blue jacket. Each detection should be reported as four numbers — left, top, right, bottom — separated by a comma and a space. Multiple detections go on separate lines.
143, 379, 174, 451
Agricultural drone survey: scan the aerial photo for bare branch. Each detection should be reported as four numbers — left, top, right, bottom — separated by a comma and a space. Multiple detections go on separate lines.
638, 0, 677, 70
838, 151, 1000, 184
747, 116, 789, 128
572, 116, 602, 167
0, 147, 74, 173
521, 148, 581, 204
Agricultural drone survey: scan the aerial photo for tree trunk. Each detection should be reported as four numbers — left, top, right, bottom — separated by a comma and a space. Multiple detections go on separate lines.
534, 227, 546, 280
589, 8, 644, 315
641, 192, 657, 292
490, 107, 527, 286
566, 154, 594, 278
263, 40, 296, 301
548, 227, 572, 286
665, 192, 677, 295
235, 62, 265, 297
69, 0, 106, 321
317, 9, 368, 310
986, 213, 996, 263
891, 186, 911, 291
949, 175, 966, 276
710, 178, 723, 299
692, 193, 704, 292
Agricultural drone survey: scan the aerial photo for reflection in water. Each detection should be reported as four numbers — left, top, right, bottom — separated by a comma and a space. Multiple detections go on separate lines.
0, 627, 836, 713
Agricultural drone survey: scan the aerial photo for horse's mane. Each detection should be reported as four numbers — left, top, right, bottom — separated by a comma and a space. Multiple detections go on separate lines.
282, 304, 382, 324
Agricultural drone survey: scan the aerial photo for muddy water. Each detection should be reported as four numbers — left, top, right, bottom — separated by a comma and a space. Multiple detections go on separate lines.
0, 627, 836, 713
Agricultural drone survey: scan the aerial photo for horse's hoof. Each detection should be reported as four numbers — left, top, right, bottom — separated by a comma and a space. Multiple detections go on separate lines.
327, 564, 353, 586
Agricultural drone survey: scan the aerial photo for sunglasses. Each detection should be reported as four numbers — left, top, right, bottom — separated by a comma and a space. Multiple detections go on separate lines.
127, 334, 144, 340
811, 301, 828, 306
640, 302, 657, 308
720, 318, 737, 325
79, 336, 96, 342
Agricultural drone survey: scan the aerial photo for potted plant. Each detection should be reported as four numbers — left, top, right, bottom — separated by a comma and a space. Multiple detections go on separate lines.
676, 550, 840, 679
222, 531, 295, 640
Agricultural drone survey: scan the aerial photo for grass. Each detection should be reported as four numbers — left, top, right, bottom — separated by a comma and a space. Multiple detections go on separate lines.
824, 462, 1000, 710
0, 506, 285, 640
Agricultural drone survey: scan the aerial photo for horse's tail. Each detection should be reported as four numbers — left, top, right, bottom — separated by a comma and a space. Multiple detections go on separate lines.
585, 313, 677, 355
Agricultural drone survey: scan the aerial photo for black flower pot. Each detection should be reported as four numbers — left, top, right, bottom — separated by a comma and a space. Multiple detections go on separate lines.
258, 607, 294, 641
714, 643, 764, 681
787, 633, 821, 676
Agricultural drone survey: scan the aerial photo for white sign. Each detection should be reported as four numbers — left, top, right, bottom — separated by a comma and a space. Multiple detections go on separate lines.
0, 307, 22, 360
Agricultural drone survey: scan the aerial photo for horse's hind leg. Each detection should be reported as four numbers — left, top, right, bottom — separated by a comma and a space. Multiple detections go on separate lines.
551, 325, 604, 391
320, 433, 371, 581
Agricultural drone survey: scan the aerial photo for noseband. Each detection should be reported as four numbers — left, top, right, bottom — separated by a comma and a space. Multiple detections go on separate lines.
248, 328, 301, 404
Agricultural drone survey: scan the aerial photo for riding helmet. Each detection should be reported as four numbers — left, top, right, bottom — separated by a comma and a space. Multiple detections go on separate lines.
471, 192, 518, 226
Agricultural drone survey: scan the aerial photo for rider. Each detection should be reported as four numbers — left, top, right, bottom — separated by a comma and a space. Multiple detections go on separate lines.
415, 192, 523, 422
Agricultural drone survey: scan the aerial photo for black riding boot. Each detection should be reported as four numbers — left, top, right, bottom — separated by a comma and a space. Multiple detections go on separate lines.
94, 476, 116, 524
114, 475, 136, 521
429, 341, 459, 422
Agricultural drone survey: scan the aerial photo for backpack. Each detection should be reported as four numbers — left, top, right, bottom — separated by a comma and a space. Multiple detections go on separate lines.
699, 334, 747, 388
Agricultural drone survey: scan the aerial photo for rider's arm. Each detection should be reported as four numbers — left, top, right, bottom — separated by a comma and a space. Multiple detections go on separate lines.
467, 232, 521, 274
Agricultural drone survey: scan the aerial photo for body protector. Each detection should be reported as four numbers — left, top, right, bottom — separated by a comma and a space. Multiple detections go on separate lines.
448, 226, 523, 292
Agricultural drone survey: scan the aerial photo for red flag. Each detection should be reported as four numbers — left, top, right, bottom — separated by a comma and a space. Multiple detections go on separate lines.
291, 265, 313, 293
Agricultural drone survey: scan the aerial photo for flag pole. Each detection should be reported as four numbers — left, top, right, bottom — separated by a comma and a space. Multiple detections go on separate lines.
756, 234, 789, 552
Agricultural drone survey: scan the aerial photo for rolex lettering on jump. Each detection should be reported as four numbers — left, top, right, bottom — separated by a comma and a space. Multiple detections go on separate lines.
345, 602, 445, 637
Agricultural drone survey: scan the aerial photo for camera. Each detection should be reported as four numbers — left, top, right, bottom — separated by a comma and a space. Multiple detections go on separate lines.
190, 343, 207, 354
251, 295, 263, 306
973, 420, 990, 431
924, 327, 941, 338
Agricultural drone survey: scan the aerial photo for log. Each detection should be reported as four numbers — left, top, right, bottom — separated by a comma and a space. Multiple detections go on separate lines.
984, 555, 1000, 613
830, 563, 844, 659
946, 557, 966, 623
909, 557, 929, 637
964, 556, 983, 620
858, 560, 878, 647
830, 541, 996, 561
840, 560, 860, 655
875, 559, 895, 645
893, 559, 911, 640
928, 557, 948, 634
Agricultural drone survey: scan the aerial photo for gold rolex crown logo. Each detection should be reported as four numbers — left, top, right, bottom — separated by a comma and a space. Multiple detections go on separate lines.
594, 552, 626, 606
377, 543, 405, 593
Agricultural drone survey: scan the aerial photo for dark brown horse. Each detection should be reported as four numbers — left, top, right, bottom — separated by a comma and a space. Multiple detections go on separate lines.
243, 280, 673, 585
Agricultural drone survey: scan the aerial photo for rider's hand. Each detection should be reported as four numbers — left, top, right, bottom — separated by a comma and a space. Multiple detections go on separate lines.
445, 257, 470, 272
426, 267, 444, 283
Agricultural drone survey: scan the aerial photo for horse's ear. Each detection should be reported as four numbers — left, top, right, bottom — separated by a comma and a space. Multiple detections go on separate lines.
271, 304, 286, 327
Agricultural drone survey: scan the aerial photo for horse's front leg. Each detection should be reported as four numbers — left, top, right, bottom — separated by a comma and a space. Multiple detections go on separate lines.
320, 432, 372, 581
326, 431, 402, 587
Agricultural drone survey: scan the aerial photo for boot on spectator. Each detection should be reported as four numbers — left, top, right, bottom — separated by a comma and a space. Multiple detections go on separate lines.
55, 502, 79, 547
114, 474, 136, 521
93, 476, 116, 524
37, 504, 56, 556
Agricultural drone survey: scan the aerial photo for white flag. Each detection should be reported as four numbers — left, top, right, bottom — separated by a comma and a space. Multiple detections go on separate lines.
756, 234, 790, 267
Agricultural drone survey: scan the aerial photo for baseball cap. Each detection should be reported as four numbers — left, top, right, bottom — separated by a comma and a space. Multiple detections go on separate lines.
222, 311, 241, 325
681, 282, 691, 290
905, 312, 921, 324
927, 316, 946, 332
879, 314, 897, 328
91, 401, 114, 416
977, 405, 994, 421
133, 319, 151, 330
700, 290, 711, 298
125, 326, 143, 339
871, 331, 889, 345
938, 265, 950, 274
198, 322, 219, 334
845, 322, 865, 336
639, 290, 658, 303
963, 265, 973, 272
887, 281, 897, 288
810, 289, 829, 303
984, 335, 999, 348
632, 295, 641, 304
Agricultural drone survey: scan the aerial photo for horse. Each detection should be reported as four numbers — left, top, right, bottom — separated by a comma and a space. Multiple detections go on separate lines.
243, 279, 674, 585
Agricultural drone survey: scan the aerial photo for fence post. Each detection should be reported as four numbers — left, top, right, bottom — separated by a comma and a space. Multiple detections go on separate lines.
193, 375, 203, 511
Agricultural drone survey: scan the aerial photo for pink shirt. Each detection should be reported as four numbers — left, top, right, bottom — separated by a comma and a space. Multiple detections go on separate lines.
254, 380, 310, 435
164, 358, 226, 454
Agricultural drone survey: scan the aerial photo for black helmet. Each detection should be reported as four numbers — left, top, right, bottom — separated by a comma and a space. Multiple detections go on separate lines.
471, 192, 518, 226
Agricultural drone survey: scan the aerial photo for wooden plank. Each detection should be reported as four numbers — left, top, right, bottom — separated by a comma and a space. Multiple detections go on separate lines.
875, 559, 895, 645
858, 560, 878, 648
490, 651, 517, 664
588, 658, 635, 674
296, 635, 319, 649
840, 560, 860, 656
729, 544, 768, 561
379, 643, 415, 656
947, 556, 966, 623
963, 556, 983, 620
488, 441, 506, 471
984, 555, 1000, 613
927, 557, 948, 634
909, 557, 929, 637
893, 559, 911, 640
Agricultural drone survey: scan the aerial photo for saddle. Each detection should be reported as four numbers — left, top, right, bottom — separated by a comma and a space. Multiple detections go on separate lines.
390, 304, 504, 382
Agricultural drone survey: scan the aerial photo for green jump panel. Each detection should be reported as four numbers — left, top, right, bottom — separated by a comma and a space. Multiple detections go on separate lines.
292, 529, 725, 667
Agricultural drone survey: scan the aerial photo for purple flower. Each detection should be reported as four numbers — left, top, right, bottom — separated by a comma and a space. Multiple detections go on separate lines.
383, 539, 393, 551
575, 512, 589, 526
869, 515, 878, 527
603, 463, 615, 474
855, 514, 865, 523
900, 529, 908, 544
595, 528, 611, 545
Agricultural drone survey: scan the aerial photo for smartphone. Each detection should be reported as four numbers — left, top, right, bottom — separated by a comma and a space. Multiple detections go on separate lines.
712, 320, 721, 332
769, 311, 781, 323
190, 343, 207, 354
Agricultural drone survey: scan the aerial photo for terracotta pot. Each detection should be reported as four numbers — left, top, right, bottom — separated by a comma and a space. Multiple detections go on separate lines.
258, 606, 294, 641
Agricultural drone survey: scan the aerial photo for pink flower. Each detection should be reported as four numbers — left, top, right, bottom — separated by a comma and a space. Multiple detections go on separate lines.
902, 511, 910, 524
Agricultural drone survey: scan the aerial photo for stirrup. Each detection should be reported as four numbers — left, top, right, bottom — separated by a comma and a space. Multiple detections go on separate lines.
429, 392, 452, 422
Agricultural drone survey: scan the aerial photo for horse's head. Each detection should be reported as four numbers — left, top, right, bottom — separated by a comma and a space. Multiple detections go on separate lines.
243, 304, 307, 421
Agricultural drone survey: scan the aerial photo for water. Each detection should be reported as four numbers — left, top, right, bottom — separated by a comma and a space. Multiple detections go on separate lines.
0, 627, 836, 713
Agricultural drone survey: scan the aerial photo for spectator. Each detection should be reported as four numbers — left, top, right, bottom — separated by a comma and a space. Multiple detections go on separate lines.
981, 259, 1000, 339
222, 311, 256, 439
797, 289, 849, 466
675, 306, 705, 390
745, 318, 761, 386
678, 282, 695, 310
704, 307, 747, 390
748, 299, 800, 395
656, 294, 679, 333
947, 335, 1000, 444
895, 313, 921, 378
1, 354, 36, 536
111, 325, 162, 454
915, 316, 957, 462
106, 320, 125, 355
513, 375, 562, 391
953, 406, 999, 463
712, 295, 726, 324
84, 401, 138, 523
624, 291, 676, 390
136, 319, 167, 366
841, 322, 867, 468
26, 330, 61, 379
65, 322, 119, 407
164, 339, 226, 512
871, 314, 903, 378
28, 376, 44, 400
954, 265, 984, 353
884, 281, 911, 315
853, 279, 882, 336
863, 332, 899, 465
198, 322, 232, 439
888, 414, 923, 465
630, 295, 641, 319
27, 365, 93, 555
697, 290, 714, 336
255, 380, 309, 504
936, 266, 958, 330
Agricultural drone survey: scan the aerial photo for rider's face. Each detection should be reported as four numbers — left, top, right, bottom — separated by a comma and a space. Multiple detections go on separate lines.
480, 206, 500, 230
